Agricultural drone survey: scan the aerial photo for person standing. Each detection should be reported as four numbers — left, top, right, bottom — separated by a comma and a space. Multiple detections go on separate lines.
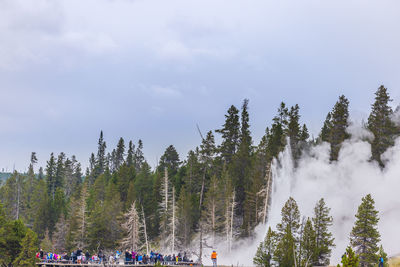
379, 257, 384, 267
211, 251, 217, 267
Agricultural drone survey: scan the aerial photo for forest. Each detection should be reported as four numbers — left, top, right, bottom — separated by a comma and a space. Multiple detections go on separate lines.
0, 85, 399, 266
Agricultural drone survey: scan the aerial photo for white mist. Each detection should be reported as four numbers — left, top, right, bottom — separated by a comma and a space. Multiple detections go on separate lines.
202, 125, 400, 266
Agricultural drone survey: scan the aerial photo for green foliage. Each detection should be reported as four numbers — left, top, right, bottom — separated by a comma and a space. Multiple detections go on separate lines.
13, 228, 39, 267
378, 245, 388, 267
253, 227, 276, 267
276, 197, 300, 236
158, 145, 181, 175
367, 85, 398, 166
350, 194, 381, 266
216, 104, 241, 164
329, 95, 350, 161
274, 225, 295, 267
273, 197, 300, 267
301, 218, 316, 267
341, 246, 360, 267
0, 204, 37, 267
0, 91, 396, 262
312, 198, 335, 266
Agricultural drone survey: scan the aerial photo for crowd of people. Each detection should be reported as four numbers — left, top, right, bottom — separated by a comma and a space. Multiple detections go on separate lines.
36, 248, 194, 265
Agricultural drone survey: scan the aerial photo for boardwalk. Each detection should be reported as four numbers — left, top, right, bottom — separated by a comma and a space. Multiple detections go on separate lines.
37, 263, 199, 267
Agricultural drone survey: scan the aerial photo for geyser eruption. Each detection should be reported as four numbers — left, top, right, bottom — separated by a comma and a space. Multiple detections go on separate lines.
268, 125, 400, 264
202, 124, 400, 266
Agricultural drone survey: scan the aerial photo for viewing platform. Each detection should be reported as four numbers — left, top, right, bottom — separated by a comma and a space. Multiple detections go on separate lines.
37, 263, 199, 267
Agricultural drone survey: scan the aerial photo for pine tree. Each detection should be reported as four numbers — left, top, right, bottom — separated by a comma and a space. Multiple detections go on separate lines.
300, 218, 316, 267
126, 140, 135, 167
276, 197, 301, 237
312, 198, 335, 266
274, 225, 295, 267
287, 104, 302, 163
122, 201, 142, 251
114, 137, 125, 171
46, 153, 57, 200
367, 85, 398, 166
341, 246, 360, 267
378, 245, 388, 267
253, 227, 276, 267
176, 187, 193, 250
13, 228, 39, 267
54, 152, 65, 195
158, 145, 180, 175
216, 105, 241, 164
350, 194, 381, 267
329, 95, 350, 161
234, 99, 253, 230
319, 112, 332, 143
135, 139, 145, 172
94, 131, 107, 177
274, 197, 300, 267
266, 103, 288, 160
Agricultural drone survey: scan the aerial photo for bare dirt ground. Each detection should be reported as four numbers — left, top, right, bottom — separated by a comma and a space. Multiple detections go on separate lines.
389, 256, 400, 267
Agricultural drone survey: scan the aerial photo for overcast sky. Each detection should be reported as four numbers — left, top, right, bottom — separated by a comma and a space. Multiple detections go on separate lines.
1, 0, 400, 172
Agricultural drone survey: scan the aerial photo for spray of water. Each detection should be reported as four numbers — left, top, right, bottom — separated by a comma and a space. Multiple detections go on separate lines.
202, 123, 400, 266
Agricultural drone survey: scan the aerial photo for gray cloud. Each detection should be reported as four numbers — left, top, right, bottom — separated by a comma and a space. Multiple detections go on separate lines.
0, 0, 399, 170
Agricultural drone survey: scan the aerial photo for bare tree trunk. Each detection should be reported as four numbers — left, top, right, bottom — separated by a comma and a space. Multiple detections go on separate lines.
199, 168, 206, 209
141, 205, 150, 255
172, 186, 176, 254
229, 190, 236, 253
198, 223, 203, 264
16, 175, 20, 220
262, 163, 272, 224
164, 168, 169, 211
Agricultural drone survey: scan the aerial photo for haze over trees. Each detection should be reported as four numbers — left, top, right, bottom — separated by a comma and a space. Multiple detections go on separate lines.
0, 85, 398, 264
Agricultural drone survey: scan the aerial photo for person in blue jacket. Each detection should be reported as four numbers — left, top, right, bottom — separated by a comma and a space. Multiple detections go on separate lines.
379, 256, 384, 267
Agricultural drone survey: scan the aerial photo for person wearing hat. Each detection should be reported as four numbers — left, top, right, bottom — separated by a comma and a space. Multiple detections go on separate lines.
211, 250, 217, 267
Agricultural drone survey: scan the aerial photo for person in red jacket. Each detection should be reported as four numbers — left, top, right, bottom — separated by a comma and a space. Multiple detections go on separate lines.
211, 251, 217, 267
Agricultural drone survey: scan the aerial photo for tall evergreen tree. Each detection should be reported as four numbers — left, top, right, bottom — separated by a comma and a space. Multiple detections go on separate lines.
114, 137, 125, 171
253, 227, 276, 267
266, 103, 288, 160
158, 145, 180, 175
46, 153, 57, 200
274, 225, 295, 267
276, 197, 301, 237
300, 218, 316, 267
274, 197, 300, 267
367, 85, 398, 166
319, 112, 332, 143
216, 105, 241, 164
312, 198, 335, 266
134, 139, 145, 172
126, 140, 135, 167
287, 104, 302, 163
350, 194, 381, 267
329, 95, 350, 161
94, 131, 107, 177
12, 228, 38, 267
234, 99, 253, 228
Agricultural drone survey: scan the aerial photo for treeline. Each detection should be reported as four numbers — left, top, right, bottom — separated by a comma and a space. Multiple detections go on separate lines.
0, 85, 398, 259
253, 194, 387, 267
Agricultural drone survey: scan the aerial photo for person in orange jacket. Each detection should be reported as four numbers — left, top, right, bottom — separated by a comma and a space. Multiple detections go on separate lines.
211, 250, 217, 267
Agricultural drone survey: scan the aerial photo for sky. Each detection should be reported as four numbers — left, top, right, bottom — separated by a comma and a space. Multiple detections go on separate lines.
0, 0, 400, 172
